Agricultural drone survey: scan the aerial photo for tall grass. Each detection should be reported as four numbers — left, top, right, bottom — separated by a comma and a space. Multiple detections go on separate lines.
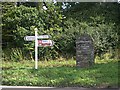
2, 48, 25, 61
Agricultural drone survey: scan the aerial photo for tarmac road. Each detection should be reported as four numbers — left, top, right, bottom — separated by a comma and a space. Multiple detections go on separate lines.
0, 86, 119, 90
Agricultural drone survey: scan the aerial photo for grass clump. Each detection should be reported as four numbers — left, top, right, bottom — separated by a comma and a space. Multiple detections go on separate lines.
2, 59, 119, 88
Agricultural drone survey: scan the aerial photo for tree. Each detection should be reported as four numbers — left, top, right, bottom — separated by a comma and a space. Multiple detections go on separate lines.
2, 2, 64, 60
63, 2, 120, 57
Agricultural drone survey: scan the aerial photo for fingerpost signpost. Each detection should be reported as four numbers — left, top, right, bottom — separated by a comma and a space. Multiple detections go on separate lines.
24, 28, 54, 69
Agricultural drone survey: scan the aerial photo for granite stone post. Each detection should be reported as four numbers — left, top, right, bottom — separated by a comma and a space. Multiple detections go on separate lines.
76, 34, 94, 68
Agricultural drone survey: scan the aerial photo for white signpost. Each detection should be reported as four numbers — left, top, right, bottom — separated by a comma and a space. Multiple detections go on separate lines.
24, 28, 54, 69
24, 35, 50, 41
35, 28, 38, 69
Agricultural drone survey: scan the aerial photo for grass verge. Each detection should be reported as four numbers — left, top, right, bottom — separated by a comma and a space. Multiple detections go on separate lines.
2, 59, 119, 88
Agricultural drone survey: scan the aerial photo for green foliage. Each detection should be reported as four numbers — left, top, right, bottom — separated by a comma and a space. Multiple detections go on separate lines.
2, 48, 25, 61
2, 2, 120, 60
1, 2, 16, 13
2, 3, 64, 60
10, 48, 24, 61
2, 59, 119, 87
2, 5, 44, 47
63, 2, 120, 57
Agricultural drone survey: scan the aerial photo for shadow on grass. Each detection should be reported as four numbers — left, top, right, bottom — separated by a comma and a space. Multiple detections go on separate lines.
2, 67, 34, 70
28, 61, 118, 88
2, 61, 118, 88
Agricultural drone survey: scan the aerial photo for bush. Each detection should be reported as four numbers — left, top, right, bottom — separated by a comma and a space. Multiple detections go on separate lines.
3, 48, 26, 61
2, 3, 119, 60
2, 4, 63, 60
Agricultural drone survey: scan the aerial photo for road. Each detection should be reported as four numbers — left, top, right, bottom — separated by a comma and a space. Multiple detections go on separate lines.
0, 86, 119, 90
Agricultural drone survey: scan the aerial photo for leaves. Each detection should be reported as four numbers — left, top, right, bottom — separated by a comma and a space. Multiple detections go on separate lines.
2, 2, 120, 60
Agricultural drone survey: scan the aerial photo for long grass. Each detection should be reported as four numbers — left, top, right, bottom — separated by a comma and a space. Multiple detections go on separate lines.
2, 59, 119, 88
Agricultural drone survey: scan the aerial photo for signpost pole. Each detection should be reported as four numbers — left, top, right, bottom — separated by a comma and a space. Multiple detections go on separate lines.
35, 28, 38, 69
24, 28, 54, 69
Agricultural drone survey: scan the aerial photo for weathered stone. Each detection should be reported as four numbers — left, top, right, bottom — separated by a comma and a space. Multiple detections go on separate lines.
76, 34, 94, 68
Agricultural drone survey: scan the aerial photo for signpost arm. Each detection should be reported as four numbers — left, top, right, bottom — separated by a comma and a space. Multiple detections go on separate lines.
35, 28, 38, 69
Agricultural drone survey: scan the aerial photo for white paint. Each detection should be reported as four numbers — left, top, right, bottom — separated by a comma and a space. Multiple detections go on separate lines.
35, 28, 38, 69
38, 35, 50, 39
24, 28, 54, 69
24, 35, 50, 41
24, 36, 35, 41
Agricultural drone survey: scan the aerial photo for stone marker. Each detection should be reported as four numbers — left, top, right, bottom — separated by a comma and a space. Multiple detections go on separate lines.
76, 34, 94, 68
